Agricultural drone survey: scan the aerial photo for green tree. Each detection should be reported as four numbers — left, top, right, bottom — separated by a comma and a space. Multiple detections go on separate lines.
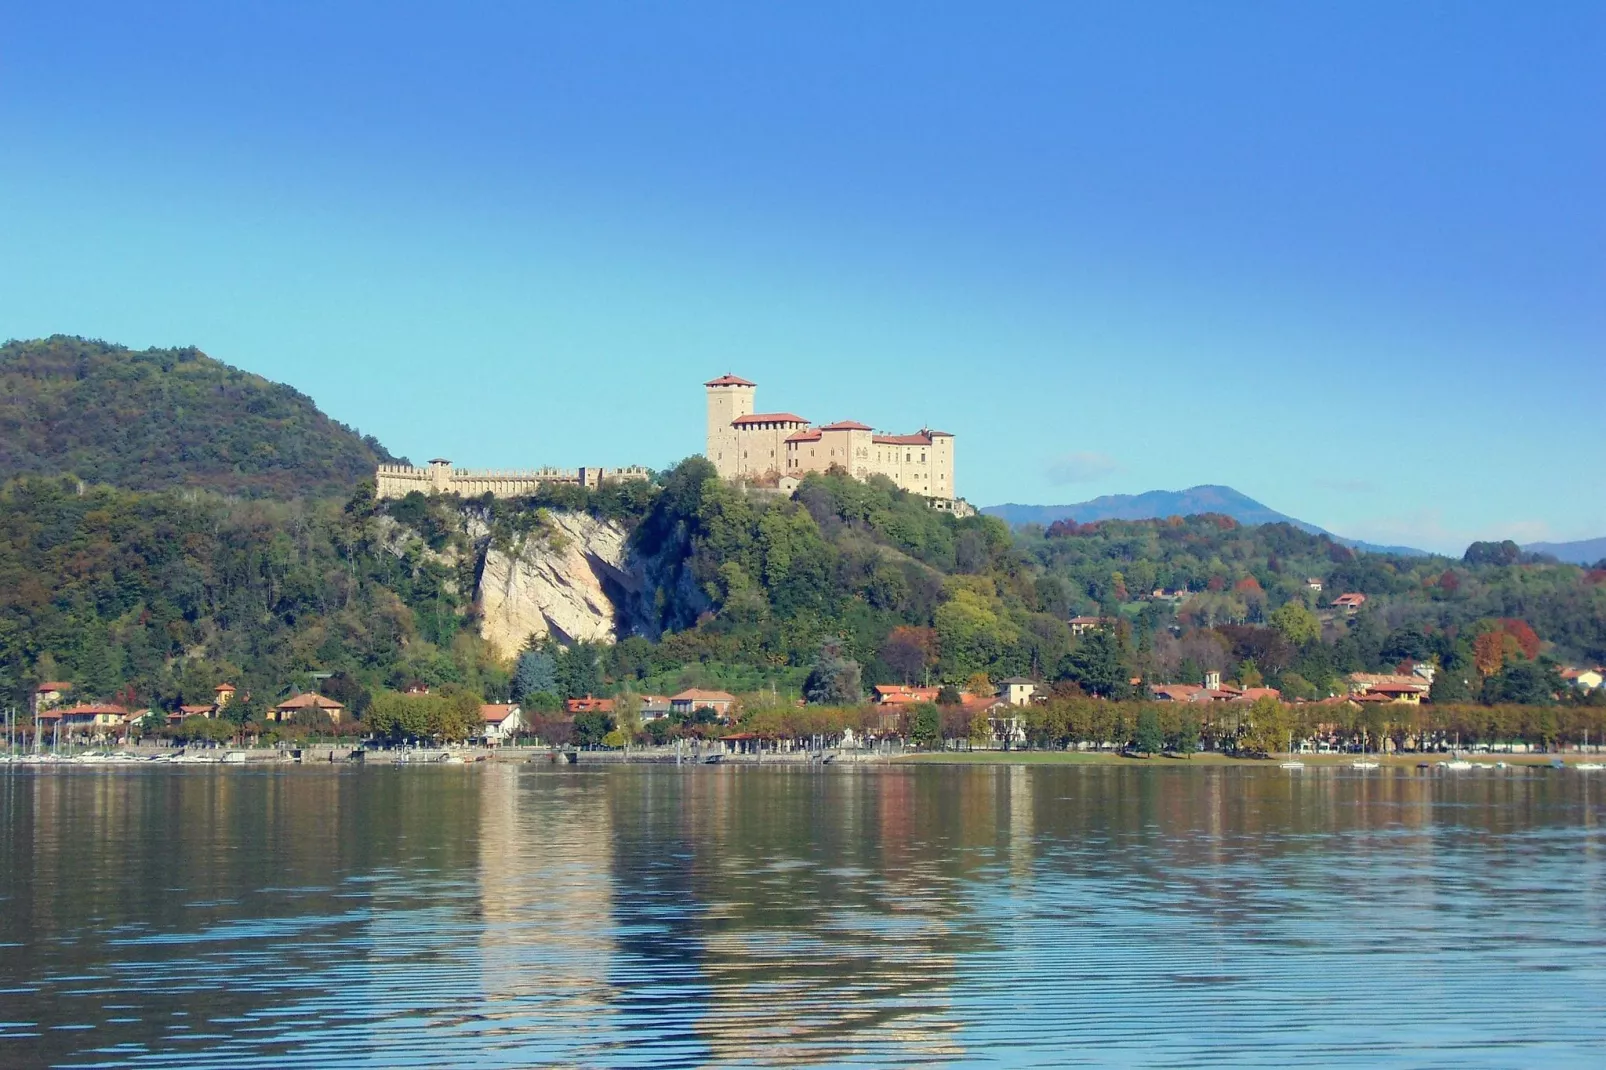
614, 691, 644, 741
1269, 602, 1321, 645
573, 711, 613, 748
1065, 627, 1129, 698
1237, 696, 1295, 756
803, 640, 862, 705
1133, 708, 1164, 756
512, 648, 558, 703
909, 702, 941, 747
1174, 715, 1201, 757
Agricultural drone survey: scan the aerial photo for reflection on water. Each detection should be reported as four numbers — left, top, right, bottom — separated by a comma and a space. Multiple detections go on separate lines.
2, 765, 1605, 1067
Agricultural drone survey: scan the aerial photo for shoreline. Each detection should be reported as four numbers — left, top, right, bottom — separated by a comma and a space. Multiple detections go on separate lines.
5, 743, 1602, 770
894, 750, 1597, 768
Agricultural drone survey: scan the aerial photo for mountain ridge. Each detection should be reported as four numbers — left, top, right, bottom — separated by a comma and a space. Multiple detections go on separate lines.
1524, 537, 1606, 567
984, 485, 1431, 557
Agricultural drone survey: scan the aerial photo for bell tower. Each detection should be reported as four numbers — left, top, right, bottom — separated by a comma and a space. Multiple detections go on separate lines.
704, 374, 755, 479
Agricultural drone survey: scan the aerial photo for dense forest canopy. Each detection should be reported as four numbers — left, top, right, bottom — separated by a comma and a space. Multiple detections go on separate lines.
0, 336, 396, 499
0, 335, 1599, 723
1, 460, 1601, 725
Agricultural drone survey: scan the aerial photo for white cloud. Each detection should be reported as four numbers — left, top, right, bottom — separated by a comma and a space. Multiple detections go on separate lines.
1044, 451, 1122, 485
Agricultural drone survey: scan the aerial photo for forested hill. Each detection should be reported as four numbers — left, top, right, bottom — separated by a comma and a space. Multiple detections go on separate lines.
1, 460, 1602, 724
0, 336, 397, 499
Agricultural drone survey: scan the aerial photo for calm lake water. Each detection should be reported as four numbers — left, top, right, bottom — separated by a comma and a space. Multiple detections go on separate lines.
3, 764, 1605, 1068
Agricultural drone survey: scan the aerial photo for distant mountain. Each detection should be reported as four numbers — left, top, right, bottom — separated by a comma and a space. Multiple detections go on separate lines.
1524, 537, 1606, 566
0, 336, 398, 499
984, 485, 1431, 557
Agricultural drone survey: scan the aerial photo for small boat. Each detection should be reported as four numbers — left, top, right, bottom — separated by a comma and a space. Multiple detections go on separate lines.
439, 752, 465, 765
1351, 758, 1380, 769
1576, 763, 1605, 771
1442, 760, 1472, 770
222, 751, 246, 764
1279, 760, 1305, 770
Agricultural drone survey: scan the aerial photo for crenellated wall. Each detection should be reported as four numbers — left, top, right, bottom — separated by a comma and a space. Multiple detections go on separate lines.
375, 460, 649, 500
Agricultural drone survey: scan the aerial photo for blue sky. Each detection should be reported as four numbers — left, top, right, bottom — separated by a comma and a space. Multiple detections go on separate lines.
2, 2, 1601, 554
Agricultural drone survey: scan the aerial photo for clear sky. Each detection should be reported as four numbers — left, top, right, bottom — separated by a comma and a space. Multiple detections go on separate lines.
2, 2, 1601, 554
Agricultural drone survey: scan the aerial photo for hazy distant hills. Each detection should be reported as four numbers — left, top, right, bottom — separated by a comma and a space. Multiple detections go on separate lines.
984, 485, 1432, 557
0, 336, 398, 499
1524, 537, 1606, 566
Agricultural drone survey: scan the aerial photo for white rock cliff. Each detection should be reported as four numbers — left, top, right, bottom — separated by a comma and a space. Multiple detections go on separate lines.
475, 512, 642, 657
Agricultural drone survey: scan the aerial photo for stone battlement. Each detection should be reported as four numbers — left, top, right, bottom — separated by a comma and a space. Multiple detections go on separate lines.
375, 459, 649, 500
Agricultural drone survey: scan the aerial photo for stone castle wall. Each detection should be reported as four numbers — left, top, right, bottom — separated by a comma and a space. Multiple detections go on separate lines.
375, 460, 649, 501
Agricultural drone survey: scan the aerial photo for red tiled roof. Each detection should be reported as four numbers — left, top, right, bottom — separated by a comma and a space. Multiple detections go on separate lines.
1366, 682, 1428, 694
565, 696, 615, 714
274, 693, 344, 710
43, 703, 130, 719
671, 689, 736, 703
214, 683, 236, 691
872, 434, 932, 446
925, 429, 954, 437
786, 430, 822, 443
179, 705, 214, 715
705, 374, 757, 387
35, 681, 73, 692
480, 704, 519, 723
732, 412, 807, 426
1333, 593, 1367, 606
819, 420, 872, 431
872, 685, 940, 704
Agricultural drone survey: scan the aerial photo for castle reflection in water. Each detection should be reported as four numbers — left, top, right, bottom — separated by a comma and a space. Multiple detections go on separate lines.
3, 765, 1604, 1067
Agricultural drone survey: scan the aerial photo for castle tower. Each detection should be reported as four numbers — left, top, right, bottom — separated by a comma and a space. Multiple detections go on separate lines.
427, 458, 453, 493
704, 375, 756, 480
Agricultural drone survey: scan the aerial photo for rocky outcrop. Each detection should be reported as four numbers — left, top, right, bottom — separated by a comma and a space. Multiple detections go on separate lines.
475, 512, 645, 658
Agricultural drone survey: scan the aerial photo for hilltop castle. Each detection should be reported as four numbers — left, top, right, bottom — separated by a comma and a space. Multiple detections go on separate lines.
371, 374, 962, 509
704, 374, 959, 503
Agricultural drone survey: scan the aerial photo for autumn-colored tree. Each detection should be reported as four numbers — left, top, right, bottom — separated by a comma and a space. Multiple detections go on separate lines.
879, 626, 938, 684
1496, 619, 1541, 661
1234, 576, 1263, 595
969, 707, 994, 747
1438, 569, 1461, 594
964, 672, 994, 698
1473, 631, 1514, 677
